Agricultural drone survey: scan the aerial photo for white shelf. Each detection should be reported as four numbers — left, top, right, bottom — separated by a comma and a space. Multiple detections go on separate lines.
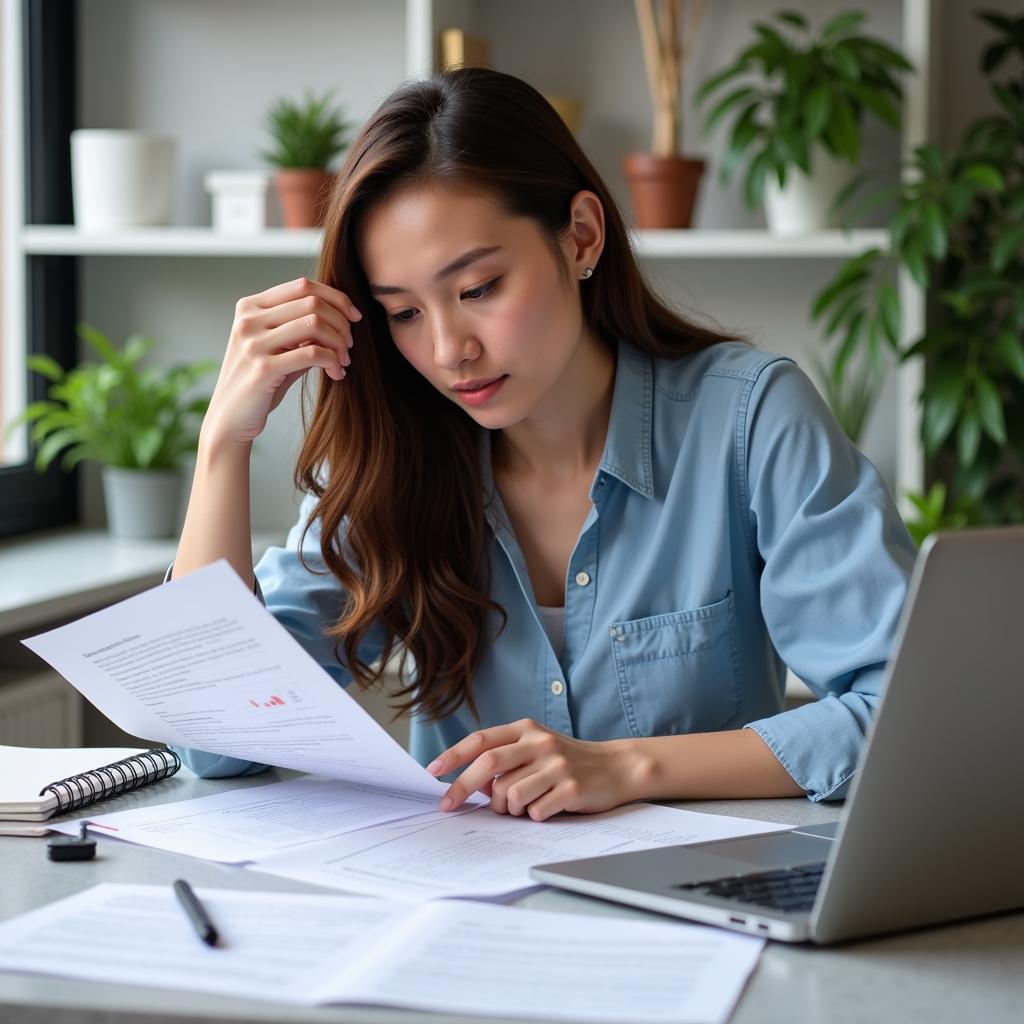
632, 229, 888, 259
20, 226, 322, 258
21, 225, 888, 260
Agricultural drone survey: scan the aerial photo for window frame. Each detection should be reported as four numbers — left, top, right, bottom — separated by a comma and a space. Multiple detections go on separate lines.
0, 1, 78, 538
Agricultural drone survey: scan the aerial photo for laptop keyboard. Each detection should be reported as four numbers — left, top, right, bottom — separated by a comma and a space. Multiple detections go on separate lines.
675, 862, 826, 914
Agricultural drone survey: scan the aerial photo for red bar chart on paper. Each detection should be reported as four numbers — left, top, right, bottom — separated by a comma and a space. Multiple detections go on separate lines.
248, 694, 286, 709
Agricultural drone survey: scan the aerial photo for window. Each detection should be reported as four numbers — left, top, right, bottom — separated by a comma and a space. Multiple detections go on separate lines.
0, 1, 77, 537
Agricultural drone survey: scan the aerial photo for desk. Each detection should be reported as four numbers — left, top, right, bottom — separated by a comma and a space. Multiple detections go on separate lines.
1, 770, 1021, 1024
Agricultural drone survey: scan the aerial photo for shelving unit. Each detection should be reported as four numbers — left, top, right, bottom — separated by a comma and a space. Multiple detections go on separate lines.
2, 0, 937, 533
21, 225, 889, 259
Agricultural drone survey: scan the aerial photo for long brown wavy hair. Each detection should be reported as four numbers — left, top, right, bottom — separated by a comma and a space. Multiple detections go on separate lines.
298, 67, 745, 723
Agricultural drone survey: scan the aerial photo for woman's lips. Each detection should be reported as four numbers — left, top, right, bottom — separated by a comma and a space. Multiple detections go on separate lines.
454, 375, 508, 406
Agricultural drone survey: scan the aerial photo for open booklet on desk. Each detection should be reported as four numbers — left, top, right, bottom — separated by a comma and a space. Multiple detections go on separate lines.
0, 882, 764, 1024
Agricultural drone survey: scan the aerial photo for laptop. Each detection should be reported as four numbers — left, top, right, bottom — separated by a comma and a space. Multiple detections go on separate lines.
531, 526, 1024, 944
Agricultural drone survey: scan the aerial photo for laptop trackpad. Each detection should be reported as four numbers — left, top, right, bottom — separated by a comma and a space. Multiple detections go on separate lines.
703, 831, 833, 869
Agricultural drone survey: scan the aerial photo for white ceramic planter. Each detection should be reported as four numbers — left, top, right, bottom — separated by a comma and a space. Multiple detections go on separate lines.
204, 170, 271, 233
763, 144, 855, 237
101, 467, 183, 540
70, 130, 176, 231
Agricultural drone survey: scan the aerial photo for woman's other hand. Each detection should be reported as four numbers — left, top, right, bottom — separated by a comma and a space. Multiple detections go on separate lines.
426, 719, 647, 821
202, 276, 361, 449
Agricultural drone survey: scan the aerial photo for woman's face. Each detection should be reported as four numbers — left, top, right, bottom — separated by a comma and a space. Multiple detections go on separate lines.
358, 185, 601, 430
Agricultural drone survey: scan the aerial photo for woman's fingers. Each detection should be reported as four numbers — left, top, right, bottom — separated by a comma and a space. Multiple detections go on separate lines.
261, 295, 354, 347
248, 276, 362, 324
439, 741, 528, 811
427, 721, 534, 779
268, 343, 348, 382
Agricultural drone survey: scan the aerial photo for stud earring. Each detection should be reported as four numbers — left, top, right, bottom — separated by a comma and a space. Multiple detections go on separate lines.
581, 266, 594, 279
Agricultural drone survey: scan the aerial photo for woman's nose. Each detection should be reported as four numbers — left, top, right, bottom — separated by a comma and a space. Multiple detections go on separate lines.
432, 315, 480, 368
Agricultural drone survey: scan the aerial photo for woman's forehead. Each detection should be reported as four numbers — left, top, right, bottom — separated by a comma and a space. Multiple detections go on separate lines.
359, 186, 533, 286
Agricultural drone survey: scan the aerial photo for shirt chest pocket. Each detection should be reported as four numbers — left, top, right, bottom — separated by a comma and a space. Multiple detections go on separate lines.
610, 593, 742, 737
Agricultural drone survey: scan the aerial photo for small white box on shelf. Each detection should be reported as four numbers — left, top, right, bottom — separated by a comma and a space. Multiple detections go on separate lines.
204, 170, 271, 233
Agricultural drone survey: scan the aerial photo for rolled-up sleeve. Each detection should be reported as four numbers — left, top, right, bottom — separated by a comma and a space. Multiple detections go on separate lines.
168, 491, 390, 779
740, 358, 918, 801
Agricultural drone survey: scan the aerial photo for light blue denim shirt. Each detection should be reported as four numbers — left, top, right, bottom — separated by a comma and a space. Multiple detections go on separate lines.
173, 339, 917, 802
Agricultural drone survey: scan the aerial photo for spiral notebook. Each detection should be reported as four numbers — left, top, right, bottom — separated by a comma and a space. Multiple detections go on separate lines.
0, 744, 181, 836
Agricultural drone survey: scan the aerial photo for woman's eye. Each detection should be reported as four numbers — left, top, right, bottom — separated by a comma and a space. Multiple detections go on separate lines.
387, 277, 500, 326
462, 277, 500, 301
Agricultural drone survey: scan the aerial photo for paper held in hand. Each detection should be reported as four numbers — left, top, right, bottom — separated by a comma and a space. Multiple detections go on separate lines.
22, 559, 472, 803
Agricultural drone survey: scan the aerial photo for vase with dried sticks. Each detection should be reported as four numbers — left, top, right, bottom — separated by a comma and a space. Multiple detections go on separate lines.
624, 0, 706, 228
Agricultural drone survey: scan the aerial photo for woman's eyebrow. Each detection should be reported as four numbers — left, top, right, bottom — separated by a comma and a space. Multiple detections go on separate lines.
369, 245, 503, 296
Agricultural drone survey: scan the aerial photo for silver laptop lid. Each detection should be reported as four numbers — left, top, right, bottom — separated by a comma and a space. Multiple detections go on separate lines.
810, 526, 1024, 943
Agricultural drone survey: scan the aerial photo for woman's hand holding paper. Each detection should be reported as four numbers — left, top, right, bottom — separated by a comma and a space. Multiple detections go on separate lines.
427, 719, 647, 821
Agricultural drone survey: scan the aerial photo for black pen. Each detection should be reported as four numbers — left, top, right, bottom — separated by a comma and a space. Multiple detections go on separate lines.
173, 878, 219, 947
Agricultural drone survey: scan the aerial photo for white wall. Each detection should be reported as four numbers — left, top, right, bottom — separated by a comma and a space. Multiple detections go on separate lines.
71, 0, 1012, 531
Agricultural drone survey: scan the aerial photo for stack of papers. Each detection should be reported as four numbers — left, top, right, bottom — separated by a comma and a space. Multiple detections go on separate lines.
0, 883, 765, 1023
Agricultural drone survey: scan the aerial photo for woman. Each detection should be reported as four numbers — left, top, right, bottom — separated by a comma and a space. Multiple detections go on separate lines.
171, 67, 917, 819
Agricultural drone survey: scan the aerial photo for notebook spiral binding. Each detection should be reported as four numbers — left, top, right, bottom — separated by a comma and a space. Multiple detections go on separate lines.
37, 748, 182, 817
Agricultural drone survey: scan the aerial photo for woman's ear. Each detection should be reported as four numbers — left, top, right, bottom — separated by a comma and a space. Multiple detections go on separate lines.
565, 190, 605, 279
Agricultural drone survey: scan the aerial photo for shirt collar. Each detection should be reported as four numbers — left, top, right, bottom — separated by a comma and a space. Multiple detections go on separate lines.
479, 337, 655, 518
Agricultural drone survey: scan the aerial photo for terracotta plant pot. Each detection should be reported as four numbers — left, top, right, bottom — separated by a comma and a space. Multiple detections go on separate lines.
273, 168, 336, 228
623, 153, 705, 229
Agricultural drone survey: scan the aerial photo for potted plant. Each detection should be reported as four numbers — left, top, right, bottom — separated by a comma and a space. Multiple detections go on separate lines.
624, 0, 707, 229
259, 88, 354, 229
695, 9, 912, 236
5, 324, 215, 539
811, 11, 1024, 540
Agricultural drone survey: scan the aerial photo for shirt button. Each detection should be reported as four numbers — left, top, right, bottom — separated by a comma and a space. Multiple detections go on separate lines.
550, 680, 565, 696
574, 571, 591, 587
609, 626, 623, 640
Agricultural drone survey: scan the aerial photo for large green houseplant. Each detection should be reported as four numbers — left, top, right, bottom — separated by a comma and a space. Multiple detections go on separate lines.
812, 10, 1024, 542
695, 8, 913, 235
6, 324, 215, 539
260, 87, 353, 229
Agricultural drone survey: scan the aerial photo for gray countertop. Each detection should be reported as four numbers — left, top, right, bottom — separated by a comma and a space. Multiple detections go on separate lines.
1, 769, 1021, 1024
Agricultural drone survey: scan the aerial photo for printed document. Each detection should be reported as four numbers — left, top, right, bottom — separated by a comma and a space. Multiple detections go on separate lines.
249, 801, 791, 900
52, 775, 463, 862
0, 883, 764, 1023
22, 560, 460, 800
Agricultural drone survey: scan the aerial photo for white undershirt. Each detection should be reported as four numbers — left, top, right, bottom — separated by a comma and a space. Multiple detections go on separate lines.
536, 604, 566, 659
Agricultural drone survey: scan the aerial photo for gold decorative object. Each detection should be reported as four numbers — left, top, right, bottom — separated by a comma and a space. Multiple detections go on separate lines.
440, 28, 491, 71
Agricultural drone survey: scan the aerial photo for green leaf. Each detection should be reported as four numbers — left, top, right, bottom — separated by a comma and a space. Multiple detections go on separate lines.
743, 147, 773, 210
922, 372, 966, 454
957, 410, 982, 466
25, 355, 66, 382
879, 281, 901, 348
974, 374, 1006, 444
804, 85, 832, 139
920, 200, 947, 261
960, 163, 1004, 190
823, 288, 865, 339
811, 248, 880, 320
695, 64, 749, 104
718, 103, 762, 184
914, 145, 946, 178
834, 308, 867, 379
901, 239, 929, 287
76, 323, 120, 364
827, 96, 860, 161
702, 86, 759, 135
33, 428, 79, 472
992, 222, 1024, 273
994, 330, 1024, 382
832, 44, 860, 81
822, 11, 867, 40
775, 10, 808, 31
